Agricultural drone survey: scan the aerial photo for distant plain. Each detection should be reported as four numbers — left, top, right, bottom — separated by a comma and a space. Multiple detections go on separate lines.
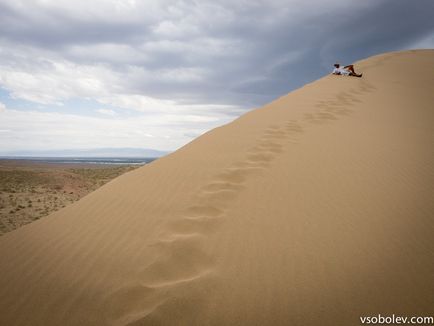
0, 159, 140, 235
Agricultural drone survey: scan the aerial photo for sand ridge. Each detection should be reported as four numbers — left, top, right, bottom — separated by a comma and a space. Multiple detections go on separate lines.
0, 50, 433, 325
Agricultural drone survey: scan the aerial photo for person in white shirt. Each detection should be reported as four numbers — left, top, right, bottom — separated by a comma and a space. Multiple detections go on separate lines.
332, 63, 362, 77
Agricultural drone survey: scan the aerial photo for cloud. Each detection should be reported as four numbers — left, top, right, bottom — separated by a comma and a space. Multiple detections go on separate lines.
0, 108, 231, 152
1, 0, 433, 107
0, 52, 115, 104
96, 108, 117, 116
0, 102, 6, 112
0, 0, 432, 151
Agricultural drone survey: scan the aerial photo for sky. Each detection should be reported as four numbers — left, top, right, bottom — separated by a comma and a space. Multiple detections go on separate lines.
0, 0, 433, 154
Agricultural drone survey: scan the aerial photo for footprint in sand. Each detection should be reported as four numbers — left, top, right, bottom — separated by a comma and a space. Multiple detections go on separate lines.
104, 235, 214, 325
306, 90, 365, 124
285, 120, 304, 134
105, 120, 305, 325
141, 235, 213, 287
214, 167, 258, 184
167, 216, 224, 236
201, 182, 244, 193
262, 130, 287, 140
196, 180, 246, 207
103, 283, 162, 326
253, 141, 284, 153
246, 152, 275, 164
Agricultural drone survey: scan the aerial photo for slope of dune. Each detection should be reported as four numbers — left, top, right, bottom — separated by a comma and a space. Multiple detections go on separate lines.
0, 50, 433, 326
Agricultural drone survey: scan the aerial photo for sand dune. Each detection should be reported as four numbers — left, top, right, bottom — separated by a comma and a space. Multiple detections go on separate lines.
0, 50, 433, 325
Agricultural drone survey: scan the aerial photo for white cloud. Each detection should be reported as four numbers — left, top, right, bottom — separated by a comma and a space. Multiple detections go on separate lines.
97, 94, 177, 112
0, 102, 6, 112
0, 108, 233, 152
0, 41, 224, 114
0, 53, 115, 104
96, 108, 117, 116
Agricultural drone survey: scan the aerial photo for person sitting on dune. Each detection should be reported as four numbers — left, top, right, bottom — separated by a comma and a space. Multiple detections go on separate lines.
332, 63, 362, 77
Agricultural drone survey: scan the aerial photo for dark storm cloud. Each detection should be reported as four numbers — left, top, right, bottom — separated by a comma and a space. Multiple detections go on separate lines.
318, 0, 434, 65
238, 0, 434, 104
0, 0, 433, 110
0, 2, 149, 47
125, 0, 434, 108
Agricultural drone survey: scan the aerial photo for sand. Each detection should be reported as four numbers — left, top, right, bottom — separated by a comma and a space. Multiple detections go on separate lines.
0, 50, 433, 325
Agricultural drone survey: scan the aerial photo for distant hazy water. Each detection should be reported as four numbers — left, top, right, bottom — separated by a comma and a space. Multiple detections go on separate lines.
0, 157, 157, 165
